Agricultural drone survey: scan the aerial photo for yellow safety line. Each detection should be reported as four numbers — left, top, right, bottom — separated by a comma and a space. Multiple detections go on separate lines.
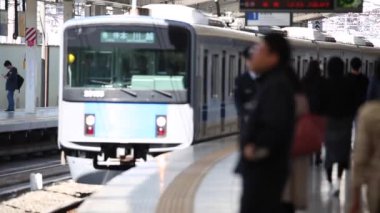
156, 144, 236, 213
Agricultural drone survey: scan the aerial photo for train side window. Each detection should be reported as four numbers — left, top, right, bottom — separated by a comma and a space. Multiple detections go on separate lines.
369, 62, 374, 77
203, 49, 208, 104
229, 55, 236, 96
238, 53, 242, 76
296, 56, 301, 76
302, 59, 308, 78
221, 51, 226, 101
291, 58, 295, 69
211, 54, 219, 98
323, 57, 327, 77
366, 60, 369, 75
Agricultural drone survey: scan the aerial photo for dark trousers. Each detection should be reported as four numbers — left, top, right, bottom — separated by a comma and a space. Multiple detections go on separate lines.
240, 170, 287, 213
7, 90, 15, 111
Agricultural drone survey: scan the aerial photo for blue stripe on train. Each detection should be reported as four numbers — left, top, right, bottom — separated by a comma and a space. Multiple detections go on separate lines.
85, 103, 168, 139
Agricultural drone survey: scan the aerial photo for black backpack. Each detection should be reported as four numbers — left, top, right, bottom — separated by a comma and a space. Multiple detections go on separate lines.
17, 74, 24, 92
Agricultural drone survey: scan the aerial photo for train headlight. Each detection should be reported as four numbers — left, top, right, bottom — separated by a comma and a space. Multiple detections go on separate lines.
85, 114, 96, 126
156, 115, 167, 137
156, 116, 167, 127
85, 114, 96, 136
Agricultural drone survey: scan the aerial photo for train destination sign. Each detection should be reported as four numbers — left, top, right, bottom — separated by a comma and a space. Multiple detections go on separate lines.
240, 0, 363, 13
100, 32, 155, 44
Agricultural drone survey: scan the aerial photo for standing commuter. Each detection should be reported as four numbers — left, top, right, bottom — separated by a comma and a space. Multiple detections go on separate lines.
238, 33, 295, 213
234, 45, 256, 118
301, 61, 326, 165
234, 45, 257, 174
367, 58, 380, 100
346, 57, 369, 115
3, 60, 18, 112
350, 100, 380, 213
323, 57, 356, 197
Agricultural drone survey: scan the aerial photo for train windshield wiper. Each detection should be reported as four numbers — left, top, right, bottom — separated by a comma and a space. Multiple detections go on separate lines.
154, 89, 173, 98
90, 79, 111, 85
120, 88, 137, 97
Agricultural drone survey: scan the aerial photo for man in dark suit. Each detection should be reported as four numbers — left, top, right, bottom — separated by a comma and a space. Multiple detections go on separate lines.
238, 33, 295, 213
234, 46, 257, 173
3, 60, 18, 112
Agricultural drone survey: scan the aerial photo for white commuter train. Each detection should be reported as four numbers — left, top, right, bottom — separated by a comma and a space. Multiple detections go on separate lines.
58, 4, 380, 182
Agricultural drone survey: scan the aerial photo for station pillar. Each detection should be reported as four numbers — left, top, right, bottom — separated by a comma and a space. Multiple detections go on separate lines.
25, 0, 37, 113
63, 0, 74, 22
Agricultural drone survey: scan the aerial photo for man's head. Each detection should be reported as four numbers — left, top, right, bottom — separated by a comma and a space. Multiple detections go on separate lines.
242, 45, 254, 71
350, 57, 362, 73
3, 60, 12, 70
249, 33, 291, 74
328, 57, 344, 79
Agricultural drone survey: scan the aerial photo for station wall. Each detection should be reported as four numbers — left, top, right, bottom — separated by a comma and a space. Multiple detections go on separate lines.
0, 44, 59, 109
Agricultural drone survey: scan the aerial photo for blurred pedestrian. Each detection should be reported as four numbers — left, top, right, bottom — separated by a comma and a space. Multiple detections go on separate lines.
234, 45, 257, 174
301, 61, 327, 166
282, 66, 308, 213
324, 57, 356, 197
238, 33, 295, 213
3, 60, 18, 112
350, 101, 380, 213
346, 57, 369, 115
367, 58, 380, 100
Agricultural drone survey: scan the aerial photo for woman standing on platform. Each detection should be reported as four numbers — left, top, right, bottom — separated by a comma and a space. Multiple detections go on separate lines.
323, 57, 355, 197
301, 60, 326, 166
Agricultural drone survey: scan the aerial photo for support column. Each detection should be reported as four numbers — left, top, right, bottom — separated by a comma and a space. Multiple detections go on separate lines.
63, 0, 74, 22
25, 0, 37, 113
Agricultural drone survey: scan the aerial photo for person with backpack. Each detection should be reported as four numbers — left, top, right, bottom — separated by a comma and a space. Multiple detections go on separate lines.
3, 60, 18, 112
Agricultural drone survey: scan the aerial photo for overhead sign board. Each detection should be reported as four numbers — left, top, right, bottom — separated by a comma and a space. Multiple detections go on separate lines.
246, 12, 291, 26
240, 0, 363, 13
335, 0, 363, 12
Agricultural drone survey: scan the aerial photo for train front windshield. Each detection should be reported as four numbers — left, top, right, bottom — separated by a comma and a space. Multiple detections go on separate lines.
64, 24, 190, 100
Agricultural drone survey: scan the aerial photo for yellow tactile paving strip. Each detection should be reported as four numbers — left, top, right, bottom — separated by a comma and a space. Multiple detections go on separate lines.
156, 144, 236, 213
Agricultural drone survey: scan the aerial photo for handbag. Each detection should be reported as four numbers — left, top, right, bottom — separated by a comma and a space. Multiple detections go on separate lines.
292, 114, 326, 156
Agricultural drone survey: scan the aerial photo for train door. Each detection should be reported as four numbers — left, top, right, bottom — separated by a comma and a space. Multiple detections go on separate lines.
201, 46, 222, 137
209, 51, 222, 136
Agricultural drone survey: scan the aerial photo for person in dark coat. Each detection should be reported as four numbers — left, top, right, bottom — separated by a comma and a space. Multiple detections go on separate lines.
238, 33, 295, 213
367, 58, 380, 101
234, 46, 257, 174
323, 57, 356, 197
3, 60, 18, 112
346, 57, 369, 115
301, 60, 326, 165
234, 46, 256, 118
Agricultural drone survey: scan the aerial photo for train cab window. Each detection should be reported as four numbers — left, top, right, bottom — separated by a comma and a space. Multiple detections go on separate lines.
211, 54, 220, 98
228, 55, 236, 96
65, 25, 190, 91
203, 50, 209, 103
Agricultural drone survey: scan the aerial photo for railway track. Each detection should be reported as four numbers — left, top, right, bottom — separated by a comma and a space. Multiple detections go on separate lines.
0, 156, 70, 199
0, 155, 101, 213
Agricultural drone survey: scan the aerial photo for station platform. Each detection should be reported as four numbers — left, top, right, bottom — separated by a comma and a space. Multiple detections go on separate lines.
78, 136, 361, 213
0, 107, 57, 133
0, 107, 58, 157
